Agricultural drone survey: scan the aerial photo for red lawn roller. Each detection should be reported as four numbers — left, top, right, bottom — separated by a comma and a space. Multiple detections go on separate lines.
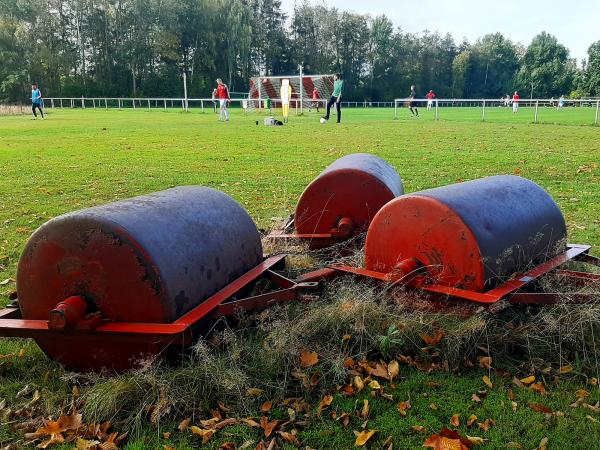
305, 175, 600, 305
0, 187, 319, 371
269, 153, 404, 248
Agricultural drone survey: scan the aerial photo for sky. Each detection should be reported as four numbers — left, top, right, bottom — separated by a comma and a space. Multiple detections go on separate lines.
279, 0, 600, 64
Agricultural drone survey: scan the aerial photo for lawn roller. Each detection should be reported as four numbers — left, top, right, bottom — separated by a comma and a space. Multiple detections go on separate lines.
300, 175, 600, 306
268, 153, 404, 249
0, 187, 319, 371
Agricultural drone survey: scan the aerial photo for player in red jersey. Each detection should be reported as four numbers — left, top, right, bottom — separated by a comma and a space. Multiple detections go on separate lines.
512, 91, 520, 113
426, 90, 436, 110
215, 78, 230, 121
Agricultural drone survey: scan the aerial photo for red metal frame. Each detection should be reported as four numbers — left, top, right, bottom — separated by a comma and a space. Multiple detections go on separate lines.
0, 255, 319, 346
325, 244, 599, 305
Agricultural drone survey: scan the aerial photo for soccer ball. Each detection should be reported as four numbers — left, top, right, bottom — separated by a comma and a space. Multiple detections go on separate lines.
320, 117, 328, 124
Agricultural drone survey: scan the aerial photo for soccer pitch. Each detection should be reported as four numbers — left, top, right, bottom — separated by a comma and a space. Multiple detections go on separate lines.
0, 107, 600, 448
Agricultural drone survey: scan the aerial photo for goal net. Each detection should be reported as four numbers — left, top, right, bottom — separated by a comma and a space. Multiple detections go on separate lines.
247, 74, 334, 112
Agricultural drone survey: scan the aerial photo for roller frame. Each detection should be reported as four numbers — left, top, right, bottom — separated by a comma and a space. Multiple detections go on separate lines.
268, 215, 362, 249
301, 244, 600, 306
0, 255, 319, 350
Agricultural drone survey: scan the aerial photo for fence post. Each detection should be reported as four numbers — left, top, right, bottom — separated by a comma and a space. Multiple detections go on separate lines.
92, 99, 96, 108
201, 100, 204, 113
394, 100, 397, 120
147, 99, 151, 109
534, 100, 539, 123
105, 98, 108, 109
481, 99, 486, 121
133, 99, 136, 109
164, 99, 167, 110
60, 99, 63, 108
435, 99, 439, 120
595, 101, 599, 126
81, 97, 85, 108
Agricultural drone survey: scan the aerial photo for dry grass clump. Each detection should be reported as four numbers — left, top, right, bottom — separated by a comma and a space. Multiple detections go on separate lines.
79, 234, 600, 430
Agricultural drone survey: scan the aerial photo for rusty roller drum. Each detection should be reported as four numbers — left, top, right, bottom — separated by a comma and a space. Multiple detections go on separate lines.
294, 153, 403, 242
17, 186, 262, 370
365, 175, 567, 291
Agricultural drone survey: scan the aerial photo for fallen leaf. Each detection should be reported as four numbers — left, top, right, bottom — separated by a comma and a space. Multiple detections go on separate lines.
260, 416, 279, 438
388, 360, 400, 380
520, 375, 535, 385
300, 350, 319, 368
471, 394, 481, 403
317, 395, 333, 417
429, 403, 438, 410
421, 330, 444, 346
354, 376, 365, 392
511, 401, 518, 412
530, 382, 547, 396
38, 433, 65, 449
397, 401, 411, 416
278, 431, 300, 445
466, 435, 488, 445
411, 425, 427, 433
215, 418, 237, 430
467, 415, 477, 426
423, 428, 470, 450
588, 377, 598, 386
538, 437, 549, 450
190, 426, 215, 444
576, 389, 590, 398
450, 414, 460, 427
337, 412, 350, 428
479, 357, 492, 369
558, 365, 573, 374
241, 418, 261, 428
368, 380, 381, 390
355, 429, 376, 446
246, 388, 264, 397
162, 432, 171, 439
529, 403, 552, 414
507, 388, 515, 401
219, 443, 236, 450
482, 375, 493, 389
261, 401, 273, 412
477, 418, 494, 432
361, 399, 369, 418
342, 334, 352, 341
178, 418, 191, 431
586, 415, 599, 423
370, 362, 390, 379
75, 438, 100, 450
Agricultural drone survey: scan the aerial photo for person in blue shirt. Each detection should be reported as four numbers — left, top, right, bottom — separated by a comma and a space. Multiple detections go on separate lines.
31, 83, 45, 119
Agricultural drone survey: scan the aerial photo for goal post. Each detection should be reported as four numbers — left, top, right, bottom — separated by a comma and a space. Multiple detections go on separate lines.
247, 74, 334, 113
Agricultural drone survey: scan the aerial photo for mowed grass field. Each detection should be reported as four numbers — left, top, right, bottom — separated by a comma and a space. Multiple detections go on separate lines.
0, 107, 599, 449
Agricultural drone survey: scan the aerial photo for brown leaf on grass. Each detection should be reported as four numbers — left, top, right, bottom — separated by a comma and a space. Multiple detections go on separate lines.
353, 376, 365, 392
450, 414, 460, 427
299, 350, 318, 368
278, 431, 300, 445
341, 384, 355, 396
246, 388, 264, 397
241, 418, 261, 428
388, 360, 400, 380
163, 432, 171, 439
199, 417, 220, 429
588, 377, 598, 386
354, 429, 376, 446
507, 388, 515, 401
478, 357, 492, 369
397, 401, 411, 417
38, 433, 65, 449
368, 380, 381, 390
421, 330, 444, 346
511, 401, 518, 412
361, 399, 369, 418
411, 425, 427, 433
215, 418, 238, 430
520, 375, 535, 385
75, 438, 100, 450
477, 418, 494, 432
466, 435, 488, 445
259, 416, 279, 438
178, 418, 191, 431
219, 443, 236, 450
482, 375, 492, 389
558, 365, 573, 374
30, 412, 83, 438
423, 428, 470, 450
218, 402, 231, 412
512, 377, 524, 388
467, 415, 477, 427
344, 358, 356, 368
317, 395, 333, 417
529, 403, 552, 414
537, 437, 549, 450
310, 371, 320, 387
261, 401, 273, 412
471, 394, 481, 403
370, 362, 390, 379
530, 382, 547, 396
429, 403, 438, 410
586, 415, 599, 423
190, 426, 215, 444
576, 389, 589, 398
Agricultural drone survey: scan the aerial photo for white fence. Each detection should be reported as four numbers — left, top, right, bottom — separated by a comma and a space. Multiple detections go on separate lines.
394, 98, 600, 125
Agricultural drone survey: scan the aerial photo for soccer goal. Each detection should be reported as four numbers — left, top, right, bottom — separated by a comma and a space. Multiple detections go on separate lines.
247, 74, 334, 113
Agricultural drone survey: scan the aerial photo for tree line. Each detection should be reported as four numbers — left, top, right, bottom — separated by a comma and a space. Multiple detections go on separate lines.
1, 0, 600, 103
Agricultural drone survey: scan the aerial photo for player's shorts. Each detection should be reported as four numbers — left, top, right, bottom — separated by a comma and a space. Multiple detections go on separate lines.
219, 99, 228, 108
409, 100, 417, 107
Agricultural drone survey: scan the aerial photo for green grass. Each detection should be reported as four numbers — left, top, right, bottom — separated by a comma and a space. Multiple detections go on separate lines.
0, 108, 599, 448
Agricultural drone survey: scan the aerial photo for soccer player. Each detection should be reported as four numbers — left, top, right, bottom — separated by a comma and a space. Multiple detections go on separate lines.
512, 91, 520, 114
280, 79, 292, 123
322, 73, 343, 124
311, 87, 320, 112
409, 85, 419, 117
215, 78, 230, 122
557, 95, 565, 110
31, 83, 44, 119
426, 90, 436, 110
